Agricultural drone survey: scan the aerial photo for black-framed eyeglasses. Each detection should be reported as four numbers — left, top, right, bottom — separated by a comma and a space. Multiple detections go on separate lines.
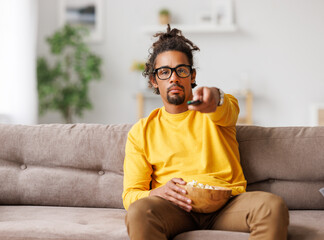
153, 64, 193, 80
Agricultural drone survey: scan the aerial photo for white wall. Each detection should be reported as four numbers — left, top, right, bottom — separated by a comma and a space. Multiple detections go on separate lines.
0, 0, 38, 124
37, 0, 324, 126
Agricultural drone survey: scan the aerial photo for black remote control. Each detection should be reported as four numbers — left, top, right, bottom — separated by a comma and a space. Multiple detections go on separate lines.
187, 100, 202, 105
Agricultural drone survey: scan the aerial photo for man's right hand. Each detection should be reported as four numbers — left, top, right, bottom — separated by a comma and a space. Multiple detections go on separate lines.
149, 178, 192, 212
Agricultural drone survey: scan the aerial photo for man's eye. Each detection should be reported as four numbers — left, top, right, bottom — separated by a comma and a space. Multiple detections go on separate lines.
177, 67, 189, 75
159, 69, 170, 75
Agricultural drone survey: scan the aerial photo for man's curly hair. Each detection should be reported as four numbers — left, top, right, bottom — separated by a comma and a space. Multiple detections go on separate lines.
143, 24, 200, 95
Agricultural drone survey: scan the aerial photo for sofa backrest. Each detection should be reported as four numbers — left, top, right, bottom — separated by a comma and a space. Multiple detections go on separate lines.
1, 124, 323, 210
0, 124, 132, 209
237, 125, 324, 210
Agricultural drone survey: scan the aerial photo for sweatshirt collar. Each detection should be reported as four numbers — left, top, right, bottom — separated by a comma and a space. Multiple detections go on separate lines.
161, 106, 191, 121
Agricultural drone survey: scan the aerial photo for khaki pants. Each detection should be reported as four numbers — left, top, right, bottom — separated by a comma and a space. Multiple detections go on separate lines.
125, 191, 289, 240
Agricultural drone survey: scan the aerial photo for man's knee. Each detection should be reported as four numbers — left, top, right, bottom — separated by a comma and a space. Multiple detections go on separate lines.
126, 196, 159, 223
125, 196, 178, 240
250, 191, 289, 225
256, 192, 288, 213
243, 192, 289, 239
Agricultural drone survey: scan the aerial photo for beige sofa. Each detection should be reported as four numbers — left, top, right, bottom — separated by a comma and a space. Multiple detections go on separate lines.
0, 123, 323, 240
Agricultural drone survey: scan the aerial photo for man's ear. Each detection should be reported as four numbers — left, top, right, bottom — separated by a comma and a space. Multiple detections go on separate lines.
150, 76, 158, 88
191, 69, 197, 84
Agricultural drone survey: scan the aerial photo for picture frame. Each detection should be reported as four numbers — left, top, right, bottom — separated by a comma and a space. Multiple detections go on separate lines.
211, 0, 234, 25
196, 11, 214, 25
59, 0, 103, 43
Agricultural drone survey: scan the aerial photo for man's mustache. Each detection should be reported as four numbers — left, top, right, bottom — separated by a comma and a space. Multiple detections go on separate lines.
167, 84, 185, 93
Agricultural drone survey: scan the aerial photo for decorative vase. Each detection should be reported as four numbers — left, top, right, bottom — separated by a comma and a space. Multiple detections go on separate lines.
159, 14, 170, 25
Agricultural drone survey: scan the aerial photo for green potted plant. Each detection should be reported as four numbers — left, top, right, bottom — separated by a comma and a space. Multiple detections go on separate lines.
159, 9, 170, 25
131, 60, 145, 72
37, 24, 102, 123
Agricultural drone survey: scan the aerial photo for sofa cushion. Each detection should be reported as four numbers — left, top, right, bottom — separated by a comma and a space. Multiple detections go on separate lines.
173, 210, 324, 240
173, 230, 249, 240
0, 124, 132, 208
0, 205, 129, 240
237, 126, 324, 210
288, 210, 324, 240
1, 123, 323, 211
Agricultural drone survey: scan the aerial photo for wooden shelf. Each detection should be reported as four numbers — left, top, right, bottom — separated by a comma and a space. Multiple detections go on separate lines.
136, 90, 160, 99
141, 24, 237, 35
231, 90, 253, 125
136, 91, 161, 119
310, 103, 324, 126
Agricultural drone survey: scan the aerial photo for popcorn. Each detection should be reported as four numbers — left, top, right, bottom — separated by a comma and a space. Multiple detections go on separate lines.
186, 180, 223, 190
197, 183, 205, 189
187, 180, 197, 187
205, 184, 213, 190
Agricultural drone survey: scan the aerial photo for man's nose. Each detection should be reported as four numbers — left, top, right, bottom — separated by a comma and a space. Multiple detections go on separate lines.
169, 70, 180, 83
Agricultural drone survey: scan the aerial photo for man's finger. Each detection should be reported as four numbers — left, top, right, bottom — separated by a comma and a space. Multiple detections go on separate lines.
168, 196, 192, 212
171, 178, 186, 185
188, 100, 210, 112
192, 87, 204, 101
166, 191, 192, 207
202, 87, 214, 102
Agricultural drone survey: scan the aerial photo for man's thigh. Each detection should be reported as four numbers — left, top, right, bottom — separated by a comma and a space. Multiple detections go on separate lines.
208, 191, 289, 233
126, 196, 198, 239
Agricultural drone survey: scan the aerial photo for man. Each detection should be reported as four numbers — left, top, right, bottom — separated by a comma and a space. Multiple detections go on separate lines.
122, 25, 289, 240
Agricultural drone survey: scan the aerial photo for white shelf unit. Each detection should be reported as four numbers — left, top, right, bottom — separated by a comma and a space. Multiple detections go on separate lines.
141, 24, 237, 35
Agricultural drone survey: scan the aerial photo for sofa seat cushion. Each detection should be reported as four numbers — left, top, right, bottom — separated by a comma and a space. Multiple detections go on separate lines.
173, 230, 249, 240
173, 210, 324, 240
0, 207, 323, 240
0, 206, 128, 240
288, 210, 324, 240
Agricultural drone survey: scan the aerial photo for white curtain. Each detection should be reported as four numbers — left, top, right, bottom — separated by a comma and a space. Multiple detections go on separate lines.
0, 0, 38, 124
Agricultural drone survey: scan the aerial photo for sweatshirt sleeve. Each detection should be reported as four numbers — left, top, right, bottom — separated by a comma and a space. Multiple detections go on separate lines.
122, 122, 152, 210
207, 94, 239, 127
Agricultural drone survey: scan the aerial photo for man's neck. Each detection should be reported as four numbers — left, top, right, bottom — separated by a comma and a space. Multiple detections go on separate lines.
164, 104, 188, 114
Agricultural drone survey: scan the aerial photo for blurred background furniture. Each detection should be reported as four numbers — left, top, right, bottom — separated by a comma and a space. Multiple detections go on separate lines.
310, 104, 324, 126
235, 90, 253, 125
0, 114, 11, 124
136, 91, 161, 119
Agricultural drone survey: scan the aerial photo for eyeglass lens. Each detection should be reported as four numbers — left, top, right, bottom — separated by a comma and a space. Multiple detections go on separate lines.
156, 65, 191, 80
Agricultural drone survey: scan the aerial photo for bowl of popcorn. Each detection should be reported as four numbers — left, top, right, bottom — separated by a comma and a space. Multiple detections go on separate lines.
182, 180, 232, 213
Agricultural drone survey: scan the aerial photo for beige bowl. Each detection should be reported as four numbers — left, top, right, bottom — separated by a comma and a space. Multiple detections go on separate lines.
182, 185, 232, 213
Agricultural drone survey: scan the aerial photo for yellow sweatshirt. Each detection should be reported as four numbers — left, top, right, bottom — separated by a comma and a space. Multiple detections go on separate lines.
122, 94, 247, 210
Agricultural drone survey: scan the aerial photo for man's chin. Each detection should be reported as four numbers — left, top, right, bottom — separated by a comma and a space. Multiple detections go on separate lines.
167, 94, 185, 105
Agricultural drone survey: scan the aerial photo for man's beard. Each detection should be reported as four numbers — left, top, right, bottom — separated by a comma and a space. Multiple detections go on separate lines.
167, 94, 185, 105
167, 84, 185, 105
